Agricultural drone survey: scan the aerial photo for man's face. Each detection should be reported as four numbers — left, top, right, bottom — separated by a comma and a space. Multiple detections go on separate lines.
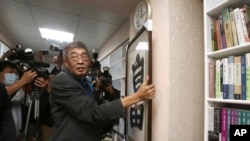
64, 47, 90, 78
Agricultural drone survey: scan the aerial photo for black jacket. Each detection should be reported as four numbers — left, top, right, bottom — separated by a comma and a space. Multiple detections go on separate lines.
49, 69, 124, 141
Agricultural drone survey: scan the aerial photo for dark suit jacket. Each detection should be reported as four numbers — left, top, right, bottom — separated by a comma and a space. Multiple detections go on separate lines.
49, 69, 124, 141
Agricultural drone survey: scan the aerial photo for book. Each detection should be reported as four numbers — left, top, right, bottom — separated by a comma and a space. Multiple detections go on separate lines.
246, 53, 250, 100
221, 108, 228, 141
234, 7, 245, 45
229, 7, 239, 46
222, 58, 229, 99
228, 56, 235, 99
209, 107, 221, 141
247, 111, 250, 125
241, 54, 246, 100
216, 59, 222, 99
215, 18, 223, 50
234, 56, 242, 99
214, 107, 221, 135
242, 4, 250, 40
211, 17, 218, 51
240, 7, 250, 43
219, 14, 227, 48
241, 110, 247, 125
209, 60, 216, 98
227, 108, 231, 141
238, 110, 242, 125
222, 7, 234, 47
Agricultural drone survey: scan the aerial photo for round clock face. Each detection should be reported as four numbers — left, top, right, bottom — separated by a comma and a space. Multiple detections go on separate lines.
133, 1, 150, 31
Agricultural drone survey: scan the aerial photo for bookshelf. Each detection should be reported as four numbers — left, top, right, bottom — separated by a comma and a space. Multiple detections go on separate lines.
100, 40, 128, 137
204, 0, 250, 141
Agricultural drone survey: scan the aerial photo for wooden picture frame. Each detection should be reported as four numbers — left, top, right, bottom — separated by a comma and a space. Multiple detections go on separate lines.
125, 27, 152, 141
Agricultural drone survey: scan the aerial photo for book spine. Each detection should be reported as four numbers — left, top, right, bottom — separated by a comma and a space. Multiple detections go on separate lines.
227, 108, 231, 141
214, 108, 220, 138
215, 19, 223, 50
246, 53, 250, 100
220, 60, 224, 99
222, 58, 229, 99
209, 60, 216, 98
242, 4, 250, 38
242, 110, 247, 125
234, 56, 242, 99
219, 14, 227, 48
247, 111, 250, 125
222, 7, 234, 47
228, 56, 235, 99
238, 110, 242, 125
240, 7, 250, 43
229, 7, 239, 46
221, 108, 228, 141
234, 8, 245, 45
241, 54, 246, 100
216, 59, 222, 99
211, 17, 218, 51
208, 107, 215, 132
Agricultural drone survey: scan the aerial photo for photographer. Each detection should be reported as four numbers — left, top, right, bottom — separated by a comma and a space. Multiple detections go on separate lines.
0, 60, 37, 141
92, 69, 121, 138
93, 67, 120, 104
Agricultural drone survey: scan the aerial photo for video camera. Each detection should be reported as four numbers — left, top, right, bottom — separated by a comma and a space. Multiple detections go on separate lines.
7, 47, 50, 79
50, 44, 63, 57
99, 67, 112, 88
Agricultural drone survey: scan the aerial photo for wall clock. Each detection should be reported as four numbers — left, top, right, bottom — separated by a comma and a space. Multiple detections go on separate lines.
133, 0, 152, 32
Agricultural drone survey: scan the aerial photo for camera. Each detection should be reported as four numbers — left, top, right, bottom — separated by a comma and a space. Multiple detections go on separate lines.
100, 67, 112, 88
40, 49, 49, 55
7, 47, 50, 79
50, 44, 63, 56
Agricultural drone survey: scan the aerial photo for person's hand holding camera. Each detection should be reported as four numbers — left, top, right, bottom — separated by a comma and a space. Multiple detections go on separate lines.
19, 70, 37, 85
34, 77, 49, 90
5, 70, 37, 95
94, 76, 102, 91
104, 83, 114, 94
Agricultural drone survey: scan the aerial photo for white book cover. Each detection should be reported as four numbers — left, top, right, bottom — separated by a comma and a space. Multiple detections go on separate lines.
234, 8, 245, 45
240, 8, 250, 43
246, 53, 250, 100
228, 56, 235, 99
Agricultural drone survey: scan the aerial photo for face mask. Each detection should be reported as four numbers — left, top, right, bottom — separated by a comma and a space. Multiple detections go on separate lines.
3, 73, 19, 85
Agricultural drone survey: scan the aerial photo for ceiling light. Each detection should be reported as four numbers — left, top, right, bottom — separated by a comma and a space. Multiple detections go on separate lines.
39, 28, 74, 43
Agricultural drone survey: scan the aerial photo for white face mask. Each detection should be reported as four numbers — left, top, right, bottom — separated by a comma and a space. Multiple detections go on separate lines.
3, 73, 19, 85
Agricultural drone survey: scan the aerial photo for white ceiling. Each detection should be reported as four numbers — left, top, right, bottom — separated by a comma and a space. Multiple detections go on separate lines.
0, 0, 139, 63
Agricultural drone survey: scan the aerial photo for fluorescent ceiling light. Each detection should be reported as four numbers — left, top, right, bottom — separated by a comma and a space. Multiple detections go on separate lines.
39, 28, 74, 43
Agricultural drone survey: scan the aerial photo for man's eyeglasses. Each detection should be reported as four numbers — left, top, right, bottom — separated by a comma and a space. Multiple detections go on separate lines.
68, 54, 89, 62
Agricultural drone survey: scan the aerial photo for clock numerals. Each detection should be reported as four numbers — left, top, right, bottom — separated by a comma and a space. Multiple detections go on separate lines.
133, 0, 151, 31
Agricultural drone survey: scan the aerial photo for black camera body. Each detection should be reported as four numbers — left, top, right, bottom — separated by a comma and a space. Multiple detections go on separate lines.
7, 48, 50, 79
100, 67, 112, 88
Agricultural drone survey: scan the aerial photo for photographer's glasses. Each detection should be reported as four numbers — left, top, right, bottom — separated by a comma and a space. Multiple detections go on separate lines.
68, 53, 89, 62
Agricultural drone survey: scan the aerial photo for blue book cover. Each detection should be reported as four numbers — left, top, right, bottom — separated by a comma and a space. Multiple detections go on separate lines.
241, 54, 246, 100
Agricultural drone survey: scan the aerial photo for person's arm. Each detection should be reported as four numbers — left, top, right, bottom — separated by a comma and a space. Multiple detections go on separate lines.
6, 70, 37, 96
121, 75, 155, 108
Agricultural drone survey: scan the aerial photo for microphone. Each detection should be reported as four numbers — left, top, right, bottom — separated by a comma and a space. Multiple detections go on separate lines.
22, 60, 50, 68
